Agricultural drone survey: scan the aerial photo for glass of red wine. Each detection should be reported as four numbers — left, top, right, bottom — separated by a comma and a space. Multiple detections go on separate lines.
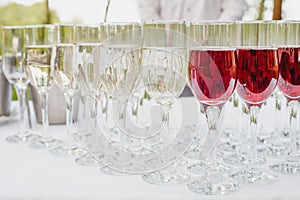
270, 21, 300, 175
229, 21, 278, 184
186, 21, 239, 195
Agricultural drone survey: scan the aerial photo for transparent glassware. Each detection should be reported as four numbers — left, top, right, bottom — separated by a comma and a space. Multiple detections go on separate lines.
185, 21, 239, 195
24, 25, 62, 149
229, 21, 278, 184
73, 24, 103, 167
1, 26, 39, 143
270, 21, 300, 175
49, 24, 85, 157
140, 21, 191, 185
97, 22, 143, 174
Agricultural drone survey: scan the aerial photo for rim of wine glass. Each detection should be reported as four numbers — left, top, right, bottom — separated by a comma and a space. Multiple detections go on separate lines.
142, 20, 185, 25
188, 20, 235, 26
189, 46, 237, 51
54, 23, 76, 27
235, 19, 277, 25
75, 23, 100, 28
1, 25, 25, 30
101, 21, 141, 27
23, 24, 55, 29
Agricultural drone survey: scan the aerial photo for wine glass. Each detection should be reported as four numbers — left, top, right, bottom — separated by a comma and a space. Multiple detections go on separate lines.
186, 21, 239, 195
49, 24, 84, 157
24, 24, 62, 149
140, 21, 191, 185
1, 26, 38, 143
229, 21, 278, 184
270, 21, 300, 175
73, 24, 103, 167
97, 22, 143, 174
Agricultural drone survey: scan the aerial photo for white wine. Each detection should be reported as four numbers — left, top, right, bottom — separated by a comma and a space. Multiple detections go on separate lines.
76, 43, 102, 96
54, 44, 76, 94
141, 47, 187, 105
100, 45, 140, 101
25, 45, 54, 92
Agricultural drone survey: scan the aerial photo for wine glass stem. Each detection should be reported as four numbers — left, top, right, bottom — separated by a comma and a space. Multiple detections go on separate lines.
162, 105, 171, 128
201, 105, 221, 158
40, 91, 50, 139
287, 100, 298, 156
64, 93, 74, 144
248, 106, 260, 168
16, 87, 29, 136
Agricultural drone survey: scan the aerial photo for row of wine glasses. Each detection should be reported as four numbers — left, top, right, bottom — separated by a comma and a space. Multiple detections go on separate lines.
1, 20, 300, 196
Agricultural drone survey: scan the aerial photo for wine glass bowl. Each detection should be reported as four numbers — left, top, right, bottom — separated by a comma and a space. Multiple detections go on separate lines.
236, 47, 279, 107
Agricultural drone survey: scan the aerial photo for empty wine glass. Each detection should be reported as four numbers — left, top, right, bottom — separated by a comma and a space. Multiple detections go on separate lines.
1, 26, 38, 143
186, 21, 239, 195
229, 21, 278, 184
24, 24, 62, 149
270, 21, 300, 175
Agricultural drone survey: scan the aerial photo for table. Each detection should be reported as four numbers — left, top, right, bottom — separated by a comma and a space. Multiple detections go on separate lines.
1, 98, 300, 200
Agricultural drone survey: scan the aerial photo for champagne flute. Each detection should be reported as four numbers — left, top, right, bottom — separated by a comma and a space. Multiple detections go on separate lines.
270, 21, 300, 175
24, 25, 62, 149
1, 26, 37, 143
50, 24, 84, 157
229, 21, 278, 184
186, 21, 239, 195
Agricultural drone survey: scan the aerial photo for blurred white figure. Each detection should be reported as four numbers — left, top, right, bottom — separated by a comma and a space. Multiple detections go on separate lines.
138, 0, 246, 21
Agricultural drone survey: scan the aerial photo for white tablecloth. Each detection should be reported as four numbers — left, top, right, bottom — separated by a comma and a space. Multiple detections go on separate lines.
0, 98, 300, 200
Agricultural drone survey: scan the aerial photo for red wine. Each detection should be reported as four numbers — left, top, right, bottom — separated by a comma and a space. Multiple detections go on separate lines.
278, 47, 300, 100
189, 48, 237, 106
236, 48, 279, 106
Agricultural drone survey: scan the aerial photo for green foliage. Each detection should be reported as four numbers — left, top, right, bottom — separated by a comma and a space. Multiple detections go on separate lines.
0, 2, 60, 25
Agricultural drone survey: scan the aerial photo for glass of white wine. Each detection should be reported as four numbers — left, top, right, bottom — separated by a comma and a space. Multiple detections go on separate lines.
24, 24, 62, 149
73, 24, 103, 167
49, 24, 84, 157
1, 26, 38, 143
141, 21, 190, 185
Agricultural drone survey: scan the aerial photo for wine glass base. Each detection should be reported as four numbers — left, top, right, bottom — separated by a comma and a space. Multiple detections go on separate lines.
218, 141, 240, 152
223, 153, 265, 166
257, 145, 287, 158
142, 169, 191, 185
6, 135, 22, 144
28, 138, 63, 149
187, 175, 239, 195
6, 133, 41, 144
26, 134, 42, 143
187, 161, 232, 175
100, 165, 131, 176
74, 153, 99, 167
184, 148, 224, 160
49, 145, 85, 157
270, 162, 300, 175
230, 168, 277, 184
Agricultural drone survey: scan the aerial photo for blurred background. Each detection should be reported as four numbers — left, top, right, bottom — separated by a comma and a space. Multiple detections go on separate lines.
0, 0, 300, 25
